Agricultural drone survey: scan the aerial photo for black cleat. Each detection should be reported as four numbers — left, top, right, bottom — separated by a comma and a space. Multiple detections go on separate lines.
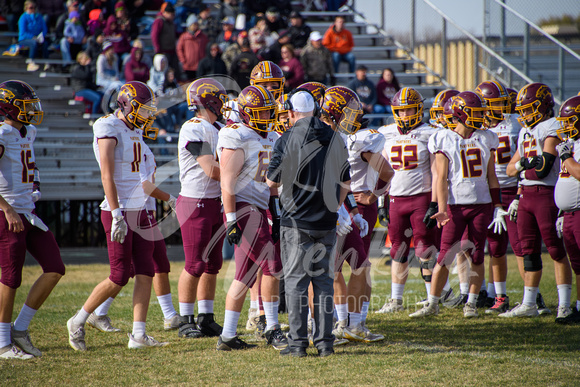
255, 315, 266, 339
216, 335, 257, 351
476, 289, 488, 308
536, 293, 552, 315
556, 307, 580, 324
178, 315, 204, 338
197, 313, 222, 337
443, 293, 468, 308
264, 325, 288, 350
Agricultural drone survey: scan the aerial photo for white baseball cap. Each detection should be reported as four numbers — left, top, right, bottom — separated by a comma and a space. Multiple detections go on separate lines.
290, 91, 315, 113
309, 31, 322, 41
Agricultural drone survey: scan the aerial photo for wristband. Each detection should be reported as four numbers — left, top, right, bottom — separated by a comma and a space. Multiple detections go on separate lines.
111, 208, 123, 218
515, 159, 524, 172
490, 188, 501, 206
515, 194, 520, 200
225, 212, 237, 223
377, 195, 385, 208
560, 153, 573, 163
344, 192, 358, 212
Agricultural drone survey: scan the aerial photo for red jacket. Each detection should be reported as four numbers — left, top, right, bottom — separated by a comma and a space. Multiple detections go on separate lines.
177, 29, 209, 72
322, 25, 354, 55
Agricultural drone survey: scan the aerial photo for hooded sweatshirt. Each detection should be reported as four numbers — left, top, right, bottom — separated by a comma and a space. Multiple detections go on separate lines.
148, 54, 168, 95
177, 28, 208, 72
322, 24, 354, 55
64, 18, 86, 44
18, 11, 47, 41
124, 47, 149, 83
299, 40, 334, 81
104, 15, 131, 55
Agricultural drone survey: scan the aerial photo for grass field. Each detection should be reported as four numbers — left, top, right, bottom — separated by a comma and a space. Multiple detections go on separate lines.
2, 253, 579, 386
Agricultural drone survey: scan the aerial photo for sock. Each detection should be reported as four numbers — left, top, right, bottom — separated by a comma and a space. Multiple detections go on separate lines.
392, 283, 405, 300
179, 302, 195, 317
336, 303, 348, 322
250, 300, 259, 310
467, 293, 478, 305
72, 308, 91, 325
442, 279, 451, 292
157, 293, 177, 319
361, 301, 369, 323
94, 297, 115, 316
263, 301, 279, 330
197, 299, 214, 314
460, 282, 469, 295
523, 287, 539, 307
258, 294, 264, 312
132, 321, 146, 338
557, 284, 572, 308
0, 322, 10, 348
487, 282, 496, 298
480, 279, 486, 291
221, 310, 241, 339
13, 304, 37, 331
308, 308, 312, 321
424, 282, 432, 295
494, 282, 507, 297
428, 295, 440, 306
348, 312, 361, 327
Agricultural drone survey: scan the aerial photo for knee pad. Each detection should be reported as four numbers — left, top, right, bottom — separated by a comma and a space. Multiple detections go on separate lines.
420, 257, 435, 282
523, 253, 542, 272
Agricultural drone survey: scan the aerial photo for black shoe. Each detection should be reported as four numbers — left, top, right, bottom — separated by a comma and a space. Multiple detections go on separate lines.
264, 325, 288, 350
318, 348, 334, 357
197, 313, 223, 337
556, 307, 580, 324
536, 293, 552, 315
484, 296, 495, 308
178, 315, 204, 338
217, 335, 257, 351
443, 293, 467, 308
280, 346, 307, 357
476, 289, 488, 308
255, 315, 266, 339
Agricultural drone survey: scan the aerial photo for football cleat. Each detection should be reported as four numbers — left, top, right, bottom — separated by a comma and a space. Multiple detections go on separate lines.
0, 344, 33, 360
485, 296, 510, 314
555, 307, 580, 324
409, 303, 439, 318
343, 323, 385, 343
178, 315, 203, 338
443, 293, 468, 308
498, 303, 539, 318
255, 314, 267, 339
67, 313, 87, 351
463, 302, 478, 318
163, 314, 181, 331
87, 313, 121, 333
476, 289, 488, 308
536, 293, 551, 315
245, 308, 259, 330
216, 335, 257, 351
197, 313, 223, 337
10, 325, 41, 357
556, 306, 573, 320
264, 325, 288, 350
127, 333, 168, 349
331, 319, 348, 339
376, 298, 404, 313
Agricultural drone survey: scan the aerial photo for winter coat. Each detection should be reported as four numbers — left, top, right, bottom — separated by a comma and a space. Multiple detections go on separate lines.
124, 47, 150, 83
322, 25, 354, 54
177, 29, 209, 72
18, 12, 47, 41
71, 63, 98, 92
151, 14, 177, 53
148, 54, 168, 95
197, 54, 228, 78
376, 79, 400, 106
104, 15, 131, 56
279, 57, 304, 90
64, 20, 86, 45
300, 41, 334, 81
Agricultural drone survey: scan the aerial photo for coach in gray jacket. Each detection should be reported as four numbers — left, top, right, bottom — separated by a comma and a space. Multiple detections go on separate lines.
266, 91, 351, 357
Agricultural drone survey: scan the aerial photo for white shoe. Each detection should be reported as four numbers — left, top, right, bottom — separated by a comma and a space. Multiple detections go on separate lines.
557, 306, 573, 319
0, 344, 33, 360
245, 308, 259, 330
26, 62, 39, 72
344, 323, 385, 343
67, 313, 87, 351
87, 313, 121, 333
332, 319, 348, 339
127, 333, 169, 349
463, 302, 478, 318
409, 303, 439, 318
376, 298, 404, 313
498, 303, 539, 318
163, 314, 181, 331
11, 324, 41, 357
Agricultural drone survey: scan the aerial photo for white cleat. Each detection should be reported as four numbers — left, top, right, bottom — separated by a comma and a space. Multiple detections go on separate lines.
245, 308, 259, 330
87, 313, 121, 333
376, 298, 404, 313
127, 333, 169, 349
463, 302, 478, 318
11, 325, 41, 357
498, 303, 539, 318
343, 323, 385, 343
409, 303, 439, 318
163, 314, 181, 331
557, 306, 573, 319
67, 313, 87, 351
0, 344, 34, 360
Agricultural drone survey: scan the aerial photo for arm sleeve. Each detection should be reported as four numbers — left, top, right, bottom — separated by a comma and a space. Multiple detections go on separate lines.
185, 141, 213, 158
525, 151, 557, 180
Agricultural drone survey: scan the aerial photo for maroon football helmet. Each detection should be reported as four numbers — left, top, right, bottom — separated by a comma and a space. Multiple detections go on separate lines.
0, 80, 43, 125
117, 81, 157, 131
451, 91, 487, 130
237, 85, 278, 132
391, 87, 424, 133
556, 95, 580, 141
321, 86, 364, 134
186, 78, 228, 119
475, 80, 510, 121
430, 89, 459, 126
298, 81, 327, 108
442, 96, 457, 130
249, 61, 285, 100
515, 82, 554, 128
276, 93, 290, 132
506, 87, 518, 114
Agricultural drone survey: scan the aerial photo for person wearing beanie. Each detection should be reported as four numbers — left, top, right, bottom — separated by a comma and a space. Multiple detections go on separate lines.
61, 10, 86, 63
177, 13, 209, 81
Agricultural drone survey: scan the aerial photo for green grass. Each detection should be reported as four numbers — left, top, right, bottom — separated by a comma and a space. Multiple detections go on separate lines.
2, 254, 579, 386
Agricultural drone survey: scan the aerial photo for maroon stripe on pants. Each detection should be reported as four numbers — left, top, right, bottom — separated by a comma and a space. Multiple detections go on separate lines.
563, 211, 580, 274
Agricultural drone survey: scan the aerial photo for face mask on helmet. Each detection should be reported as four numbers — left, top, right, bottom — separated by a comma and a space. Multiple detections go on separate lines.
0, 81, 44, 125
250, 61, 285, 100
475, 81, 510, 123
117, 82, 158, 132
186, 78, 229, 120
452, 91, 487, 130
237, 85, 278, 132
442, 97, 457, 130
275, 93, 290, 132
337, 102, 363, 135
392, 88, 424, 133
556, 96, 580, 141
430, 89, 459, 127
321, 86, 363, 135
515, 83, 554, 128
143, 126, 159, 140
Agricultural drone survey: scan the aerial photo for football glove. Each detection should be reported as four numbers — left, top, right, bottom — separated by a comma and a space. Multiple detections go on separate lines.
337, 206, 353, 236
377, 195, 389, 227
507, 197, 519, 222
167, 194, 177, 210
352, 213, 368, 238
23, 213, 48, 232
423, 202, 438, 229
487, 207, 508, 235
271, 217, 280, 243
226, 221, 242, 246
515, 156, 540, 171
111, 209, 128, 244
556, 140, 574, 162
556, 215, 564, 239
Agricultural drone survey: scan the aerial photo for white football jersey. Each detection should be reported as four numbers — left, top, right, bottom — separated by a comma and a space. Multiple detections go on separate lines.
517, 117, 561, 187
428, 129, 499, 205
0, 122, 36, 213
383, 123, 437, 197
347, 128, 386, 193
488, 113, 522, 188
178, 117, 221, 199
555, 138, 580, 212
217, 123, 278, 210
93, 113, 147, 211
143, 144, 156, 211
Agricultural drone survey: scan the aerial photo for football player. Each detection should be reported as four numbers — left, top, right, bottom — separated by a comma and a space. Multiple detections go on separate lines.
502, 83, 573, 319
412, 91, 506, 318
429, 89, 459, 129
175, 78, 228, 339
554, 96, 580, 324
216, 85, 286, 351
67, 81, 168, 350
0, 80, 65, 359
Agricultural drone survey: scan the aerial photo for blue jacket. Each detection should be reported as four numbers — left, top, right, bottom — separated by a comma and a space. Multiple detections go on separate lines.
18, 12, 47, 41
64, 20, 86, 44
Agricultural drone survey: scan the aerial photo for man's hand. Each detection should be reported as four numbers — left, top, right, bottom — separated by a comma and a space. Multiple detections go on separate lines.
556, 140, 574, 162
352, 213, 368, 238
226, 221, 242, 246
111, 209, 128, 244
423, 202, 438, 229
507, 197, 519, 222
353, 191, 377, 205
556, 215, 564, 239
488, 207, 508, 234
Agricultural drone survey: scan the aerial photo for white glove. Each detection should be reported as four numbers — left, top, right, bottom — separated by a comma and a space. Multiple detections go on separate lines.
488, 207, 508, 234
111, 209, 128, 244
556, 216, 564, 239
507, 198, 519, 222
23, 213, 48, 232
31, 190, 41, 203
352, 213, 369, 238
556, 140, 574, 159
167, 194, 177, 210
336, 206, 353, 236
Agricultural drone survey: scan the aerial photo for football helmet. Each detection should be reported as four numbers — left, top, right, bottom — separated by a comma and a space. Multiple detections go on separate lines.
556, 95, 580, 141
298, 81, 327, 108
475, 80, 510, 121
117, 81, 157, 131
321, 86, 364, 135
515, 82, 554, 128
430, 89, 459, 126
0, 80, 43, 125
506, 87, 517, 114
451, 91, 487, 130
249, 61, 285, 100
186, 78, 228, 119
391, 87, 424, 133
276, 93, 290, 132
442, 97, 457, 130
237, 85, 278, 132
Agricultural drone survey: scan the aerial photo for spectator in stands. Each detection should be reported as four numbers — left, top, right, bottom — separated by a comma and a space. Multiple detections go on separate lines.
148, 53, 168, 95
86, 8, 106, 36
80, 0, 111, 26
248, 16, 271, 54
151, 2, 180, 81
122, 38, 152, 68
197, 43, 228, 78
276, 11, 311, 53
36, 0, 64, 31
0, 0, 25, 32
265, 7, 285, 34
113, 1, 139, 40
61, 11, 86, 64
71, 51, 104, 114
279, 44, 304, 91
174, 0, 202, 34
198, 5, 220, 43
216, 16, 238, 53
348, 64, 376, 114
54, 0, 80, 45
18, 1, 50, 71
96, 40, 123, 94
177, 14, 209, 81
218, 0, 241, 22
222, 30, 246, 73
374, 67, 400, 117
124, 46, 149, 83
86, 28, 105, 72
300, 31, 334, 85
322, 15, 355, 73
104, 14, 132, 61
229, 38, 259, 90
